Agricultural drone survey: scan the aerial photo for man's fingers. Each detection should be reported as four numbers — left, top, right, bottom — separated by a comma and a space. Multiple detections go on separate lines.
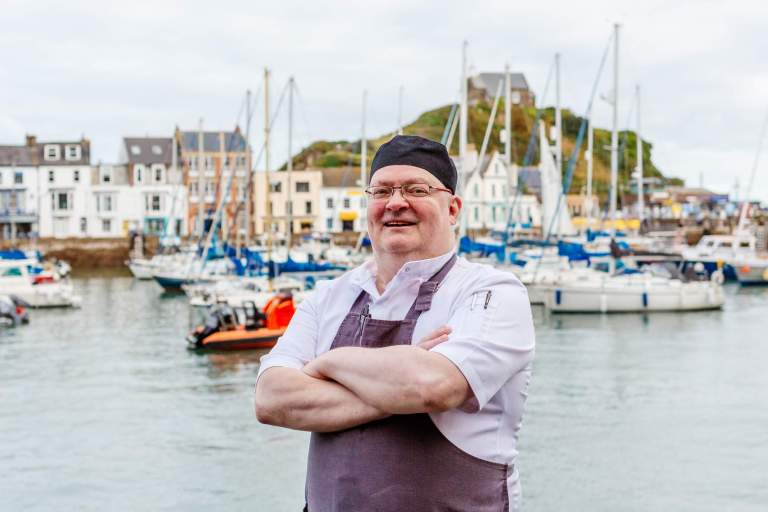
419, 325, 452, 343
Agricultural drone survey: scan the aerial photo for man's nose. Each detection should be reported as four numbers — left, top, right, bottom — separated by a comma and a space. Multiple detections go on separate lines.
385, 188, 409, 210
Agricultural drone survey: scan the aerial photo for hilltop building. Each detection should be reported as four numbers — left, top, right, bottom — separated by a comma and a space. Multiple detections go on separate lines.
469, 72, 535, 107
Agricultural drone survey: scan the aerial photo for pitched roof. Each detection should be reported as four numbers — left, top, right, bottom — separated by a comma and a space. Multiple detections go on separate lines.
471, 72, 530, 96
35, 140, 90, 165
0, 146, 36, 166
321, 166, 362, 188
179, 130, 246, 153
123, 137, 173, 165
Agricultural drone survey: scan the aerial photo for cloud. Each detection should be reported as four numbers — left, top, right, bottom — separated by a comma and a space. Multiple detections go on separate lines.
1, 0, 767, 200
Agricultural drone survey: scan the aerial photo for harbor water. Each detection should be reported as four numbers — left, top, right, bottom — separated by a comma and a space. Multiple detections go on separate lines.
2, 273, 767, 511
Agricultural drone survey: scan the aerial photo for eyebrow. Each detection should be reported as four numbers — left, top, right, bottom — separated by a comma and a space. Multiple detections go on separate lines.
369, 178, 436, 186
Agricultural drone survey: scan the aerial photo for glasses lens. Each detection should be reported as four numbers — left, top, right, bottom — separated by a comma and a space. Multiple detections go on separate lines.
403, 184, 430, 197
370, 186, 392, 200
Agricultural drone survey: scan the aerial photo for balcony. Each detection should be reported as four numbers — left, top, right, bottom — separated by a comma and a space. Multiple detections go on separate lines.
0, 210, 36, 223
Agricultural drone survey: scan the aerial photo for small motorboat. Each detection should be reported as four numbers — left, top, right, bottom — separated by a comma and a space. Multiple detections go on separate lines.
186, 294, 296, 351
0, 294, 30, 326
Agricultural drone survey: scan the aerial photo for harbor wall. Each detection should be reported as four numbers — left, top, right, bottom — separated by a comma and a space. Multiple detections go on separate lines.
0, 236, 159, 269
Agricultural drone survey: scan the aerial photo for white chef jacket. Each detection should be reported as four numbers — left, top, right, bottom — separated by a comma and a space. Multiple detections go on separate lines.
257, 250, 535, 509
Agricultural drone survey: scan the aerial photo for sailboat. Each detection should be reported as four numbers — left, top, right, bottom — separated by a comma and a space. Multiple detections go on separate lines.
540, 24, 725, 313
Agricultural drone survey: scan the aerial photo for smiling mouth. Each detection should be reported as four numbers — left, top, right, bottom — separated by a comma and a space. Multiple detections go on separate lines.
383, 221, 417, 227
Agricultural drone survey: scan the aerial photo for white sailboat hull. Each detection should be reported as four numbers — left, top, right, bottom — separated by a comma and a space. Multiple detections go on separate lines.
542, 274, 724, 313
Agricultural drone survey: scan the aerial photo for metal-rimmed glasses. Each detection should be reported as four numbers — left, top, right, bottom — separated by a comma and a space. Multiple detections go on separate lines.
364, 183, 453, 201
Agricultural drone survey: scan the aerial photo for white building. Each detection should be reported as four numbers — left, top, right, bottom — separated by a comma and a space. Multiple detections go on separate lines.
455, 150, 543, 231
0, 140, 39, 240
318, 167, 366, 233
253, 169, 323, 238
36, 138, 95, 238
121, 137, 187, 237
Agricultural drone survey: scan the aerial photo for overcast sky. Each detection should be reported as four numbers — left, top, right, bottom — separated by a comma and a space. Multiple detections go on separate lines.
2, 0, 767, 201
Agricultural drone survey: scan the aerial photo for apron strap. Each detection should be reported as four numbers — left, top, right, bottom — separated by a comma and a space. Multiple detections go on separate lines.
406, 254, 457, 318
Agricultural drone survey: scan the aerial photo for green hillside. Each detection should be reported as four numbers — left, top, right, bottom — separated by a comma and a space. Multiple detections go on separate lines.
285, 101, 683, 201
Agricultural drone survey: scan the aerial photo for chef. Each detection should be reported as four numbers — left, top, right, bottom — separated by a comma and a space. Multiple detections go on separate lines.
255, 134, 535, 511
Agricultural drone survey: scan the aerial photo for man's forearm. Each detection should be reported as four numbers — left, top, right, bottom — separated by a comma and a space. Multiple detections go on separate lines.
255, 367, 389, 432
305, 345, 470, 414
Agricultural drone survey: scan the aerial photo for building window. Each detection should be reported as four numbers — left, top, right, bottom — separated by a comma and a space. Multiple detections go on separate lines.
135, 166, 143, 184
102, 219, 111, 233
65, 145, 81, 161
296, 181, 310, 193
101, 167, 112, 184
326, 218, 333, 230
44, 145, 60, 161
52, 191, 72, 211
473, 183, 479, 198
73, 169, 80, 183
97, 194, 114, 212
48, 170, 55, 183
327, 197, 334, 208
80, 217, 87, 234
154, 167, 163, 183
190, 182, 198, 195
189, 157, 197, 171
491, 184, 496, 198
343, 198, 350, 208
205, 156, 214, 170
130, 145, 141, 156
14, 172, 23, 185
151, 145, 162, 155
474, 206, 479, 221
270, 181, 282, 193
204, 181, 214, 196
491, 206, 497, 222
145, 194, 162, 212
305, 201, 312, 214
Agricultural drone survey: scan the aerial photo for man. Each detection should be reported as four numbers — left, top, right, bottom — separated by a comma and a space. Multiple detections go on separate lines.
255, 135, 535, 511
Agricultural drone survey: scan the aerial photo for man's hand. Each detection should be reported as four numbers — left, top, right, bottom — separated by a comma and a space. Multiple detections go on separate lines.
417, 325, 452, 350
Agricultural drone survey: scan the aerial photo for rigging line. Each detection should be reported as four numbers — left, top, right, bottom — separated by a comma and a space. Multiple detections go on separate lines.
202, 80, 291, 263
738, 108, 768, 229
542, 29, 614, 244
504, 57, 556, 235
293, 81, 315, 148
441, 103, 459, 146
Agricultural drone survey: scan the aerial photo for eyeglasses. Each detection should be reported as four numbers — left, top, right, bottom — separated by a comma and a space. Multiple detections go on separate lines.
364, 183, 453, 200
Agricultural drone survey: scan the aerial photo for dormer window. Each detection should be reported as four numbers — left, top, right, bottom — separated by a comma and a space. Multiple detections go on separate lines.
44, 145, 60, 161
151, 145, 162, 155
65, 145, 81, 161
131, 145, 141, 155
101, 167, 112, 184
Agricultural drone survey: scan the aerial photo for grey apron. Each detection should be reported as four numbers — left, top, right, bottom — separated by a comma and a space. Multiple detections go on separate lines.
305, 255, 510, 511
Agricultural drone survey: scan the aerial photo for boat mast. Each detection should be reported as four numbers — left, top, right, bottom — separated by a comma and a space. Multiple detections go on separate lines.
287, 76, 294, 249
636, 84, 644, 227
264, 68, 272, 261
504, 63, 513, 231
609, 23, 620, 242
196, 118, 206, 241
586, 119, 594, 232
397, 85, 404, 135
554, 53, 563, 176
361, 89, 368, 233
244, 88, 253, 250
458, 40, 468, 239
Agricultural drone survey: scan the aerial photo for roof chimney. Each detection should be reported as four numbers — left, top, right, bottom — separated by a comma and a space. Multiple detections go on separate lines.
25, 134, 37, 147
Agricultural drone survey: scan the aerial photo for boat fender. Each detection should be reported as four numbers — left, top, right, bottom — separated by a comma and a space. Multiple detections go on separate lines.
711, 270, 724, 285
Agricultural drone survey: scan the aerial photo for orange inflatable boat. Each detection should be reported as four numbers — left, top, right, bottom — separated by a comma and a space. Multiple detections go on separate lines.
187, 294, 296, 351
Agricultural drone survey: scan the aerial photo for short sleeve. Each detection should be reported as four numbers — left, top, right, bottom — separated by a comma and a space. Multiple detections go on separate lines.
256, 291, 321, 381
430, 273, 535, 412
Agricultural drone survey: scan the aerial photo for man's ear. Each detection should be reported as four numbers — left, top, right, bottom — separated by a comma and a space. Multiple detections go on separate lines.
448, 196, 462, 225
